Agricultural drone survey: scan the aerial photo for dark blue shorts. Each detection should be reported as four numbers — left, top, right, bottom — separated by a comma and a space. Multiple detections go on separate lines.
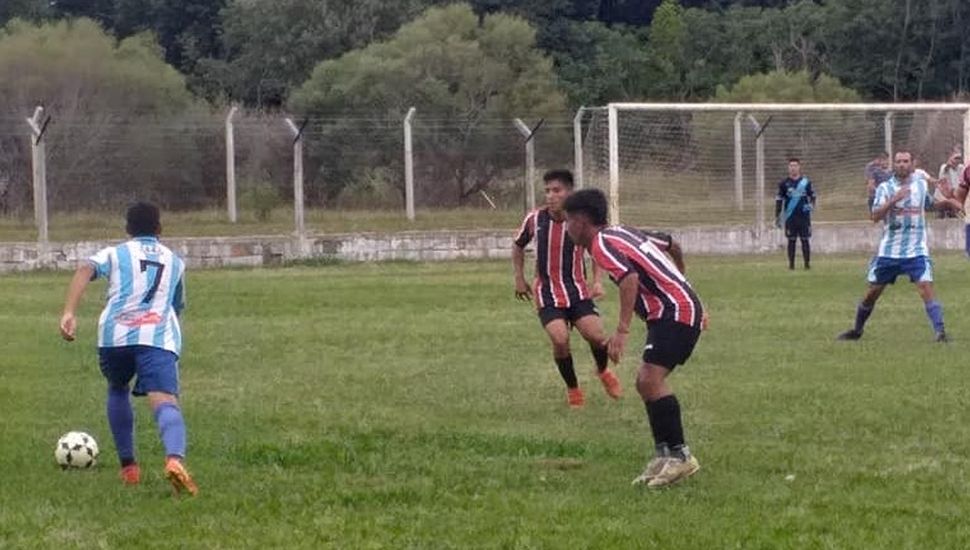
867, 255, 933, 285
98, 345, 180, 396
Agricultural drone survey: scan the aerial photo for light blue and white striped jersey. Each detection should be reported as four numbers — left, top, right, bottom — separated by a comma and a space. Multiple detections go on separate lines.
87, 236, 185, 355
872, 174, 934, 259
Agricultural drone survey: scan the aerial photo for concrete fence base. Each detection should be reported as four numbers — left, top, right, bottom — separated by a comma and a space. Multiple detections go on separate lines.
1, 221, 967, 273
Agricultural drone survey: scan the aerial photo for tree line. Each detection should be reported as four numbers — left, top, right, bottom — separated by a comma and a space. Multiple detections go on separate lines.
4, 0, 968, 106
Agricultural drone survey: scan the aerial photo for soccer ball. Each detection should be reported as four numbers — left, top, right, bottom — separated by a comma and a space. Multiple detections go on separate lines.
54, 431, 99, 469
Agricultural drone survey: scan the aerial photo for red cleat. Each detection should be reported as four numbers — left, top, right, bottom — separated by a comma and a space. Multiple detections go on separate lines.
120, 464, 141, 485
598, 369, 622, 399
164, 457, 198, 497
567, 387, 585, 409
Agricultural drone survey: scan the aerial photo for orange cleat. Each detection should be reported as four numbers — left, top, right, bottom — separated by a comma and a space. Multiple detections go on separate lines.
567, 387, 585, 409
120, 464, 141, 485
164, 457, 198, 497
598, 369, 622, 399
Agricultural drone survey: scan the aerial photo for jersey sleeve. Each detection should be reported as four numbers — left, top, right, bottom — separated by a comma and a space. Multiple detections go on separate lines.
642, 230, 672, 252
86, 247, 113, 280
592, 235, 634, 283
775, 182, 786, 202
872, 183, 889, 211
513, 211, 536, 248
923, 181, 935, 210
806, 179, 816, 201
171, 258, 186, 316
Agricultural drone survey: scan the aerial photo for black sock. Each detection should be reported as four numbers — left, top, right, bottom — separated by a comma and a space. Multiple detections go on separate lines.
591, 344, 609, 373
646, 395, 685, 451
787, 239, 796, 269
554, 355, 578, 389
854, 302, 873, 333
801, 238, 810, 268
644, 400, 666, 448
120, 457, 136, 467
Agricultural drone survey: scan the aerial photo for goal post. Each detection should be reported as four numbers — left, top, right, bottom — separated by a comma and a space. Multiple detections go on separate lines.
579, 103, 970, 228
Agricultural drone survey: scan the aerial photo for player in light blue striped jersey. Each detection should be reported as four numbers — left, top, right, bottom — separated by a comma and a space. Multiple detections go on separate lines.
837, 150, 962, 343
59, 202, 197, 495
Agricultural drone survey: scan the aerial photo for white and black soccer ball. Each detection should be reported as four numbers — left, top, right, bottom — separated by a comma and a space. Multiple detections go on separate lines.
54, 431, 99, 469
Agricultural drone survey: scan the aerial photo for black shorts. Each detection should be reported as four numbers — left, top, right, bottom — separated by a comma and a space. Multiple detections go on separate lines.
538, 299, 599, 327
643, 321, 701, 370
785, 217, 811, 239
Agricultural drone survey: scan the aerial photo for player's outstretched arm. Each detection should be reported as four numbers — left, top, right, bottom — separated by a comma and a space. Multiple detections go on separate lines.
60, 263, 95, 341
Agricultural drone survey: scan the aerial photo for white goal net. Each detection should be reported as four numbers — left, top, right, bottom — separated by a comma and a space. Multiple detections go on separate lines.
579, 103, 970, 228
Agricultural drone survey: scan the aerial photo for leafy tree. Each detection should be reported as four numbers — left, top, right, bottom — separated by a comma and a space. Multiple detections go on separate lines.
0, 19, 214, 212
552, 21, 649, 106
644, 0, 686, 99
199, 0, 439, 106
714, 70, 860, 102
48, 0, 226, 79
0, 0, 50, 26
823, 0, 970, 100
290, 3, 566, 206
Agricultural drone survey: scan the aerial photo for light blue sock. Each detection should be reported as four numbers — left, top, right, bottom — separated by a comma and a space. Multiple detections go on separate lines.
924, 300, 944, 334
106, 386, 135, 465
153, 402, 186, 459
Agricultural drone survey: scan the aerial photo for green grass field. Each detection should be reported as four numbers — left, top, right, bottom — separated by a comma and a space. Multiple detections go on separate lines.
3, 255, 970, 548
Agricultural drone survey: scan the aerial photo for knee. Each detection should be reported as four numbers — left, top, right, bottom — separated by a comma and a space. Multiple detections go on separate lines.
635, 368, 659, 399
148, 392, 178, 412
551, 340, 570, 358
584, 333, 607, 348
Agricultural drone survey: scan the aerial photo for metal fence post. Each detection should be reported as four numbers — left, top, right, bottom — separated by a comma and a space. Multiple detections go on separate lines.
404, 107, 416, 221
26, 106, 50, 259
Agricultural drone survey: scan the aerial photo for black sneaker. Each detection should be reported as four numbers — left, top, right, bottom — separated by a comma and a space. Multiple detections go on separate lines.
935, 331, 948, 343
837, 329, 862, 341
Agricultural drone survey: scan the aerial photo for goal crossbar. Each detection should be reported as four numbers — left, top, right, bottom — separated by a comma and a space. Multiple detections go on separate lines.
609, 103, 970, 113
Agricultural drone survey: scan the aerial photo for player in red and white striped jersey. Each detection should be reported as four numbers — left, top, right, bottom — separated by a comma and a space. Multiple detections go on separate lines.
512, 170, 622, 408
564, 188, 706, 488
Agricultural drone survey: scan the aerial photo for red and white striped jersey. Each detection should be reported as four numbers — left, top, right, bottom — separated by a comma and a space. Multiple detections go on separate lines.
590, 225, 704, 328
514, 207, 591, 308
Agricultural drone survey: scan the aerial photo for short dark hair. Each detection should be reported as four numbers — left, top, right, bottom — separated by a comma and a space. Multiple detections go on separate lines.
126, 201, 160, 237
563, 188, 608, 226
543, 169, 574, 188
787, 157, 800, 164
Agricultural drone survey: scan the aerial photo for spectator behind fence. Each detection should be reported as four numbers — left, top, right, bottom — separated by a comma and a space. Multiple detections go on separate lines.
937, 149, 964, 219
913, 155, 949, 219
864, 152, 891, 211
